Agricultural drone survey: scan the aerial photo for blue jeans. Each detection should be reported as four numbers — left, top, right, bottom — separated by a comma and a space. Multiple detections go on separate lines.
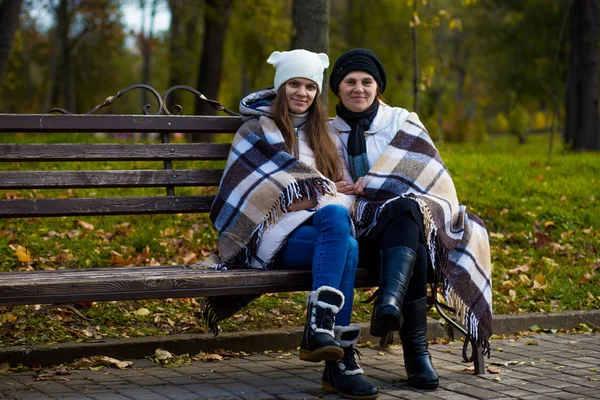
275, 204, 358, 326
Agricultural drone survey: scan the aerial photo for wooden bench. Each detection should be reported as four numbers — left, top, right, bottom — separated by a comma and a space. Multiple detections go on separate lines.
0, 84, 485, 373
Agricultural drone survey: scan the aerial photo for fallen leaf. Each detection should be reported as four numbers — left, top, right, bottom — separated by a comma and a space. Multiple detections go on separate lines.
192, 352, 223, 362
507, 264, 530, 275
96, 356, 133, 369
135, 308, 151, 316
76, 220, 95, 231
544, 221, 556, 229
489, 360, 526, 366
519, 274, 531, 284
154, 348, 173, 361
9, 245, 32, 263
533, 232, 553, 249
182, 253, 197, 264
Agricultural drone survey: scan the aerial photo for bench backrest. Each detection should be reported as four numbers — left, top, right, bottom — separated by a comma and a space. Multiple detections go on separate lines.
0, 114, 242, 219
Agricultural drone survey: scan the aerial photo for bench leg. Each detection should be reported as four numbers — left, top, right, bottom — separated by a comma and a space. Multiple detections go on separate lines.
435, 298, 487, 375
473, 341, 486, 375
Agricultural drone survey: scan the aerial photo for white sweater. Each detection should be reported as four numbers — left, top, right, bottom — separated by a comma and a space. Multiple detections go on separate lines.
250, 116, 355, 268
330, 103, 411, 174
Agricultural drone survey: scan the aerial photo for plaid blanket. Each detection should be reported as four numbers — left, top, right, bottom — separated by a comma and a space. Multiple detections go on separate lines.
354, 113, 493, 354
210, 118, 336, 269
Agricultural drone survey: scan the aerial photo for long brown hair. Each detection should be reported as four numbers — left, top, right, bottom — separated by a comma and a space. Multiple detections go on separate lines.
270, 85, 341, 181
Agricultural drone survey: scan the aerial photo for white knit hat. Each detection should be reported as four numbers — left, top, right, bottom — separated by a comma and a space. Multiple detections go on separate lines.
267, 49, 330, 94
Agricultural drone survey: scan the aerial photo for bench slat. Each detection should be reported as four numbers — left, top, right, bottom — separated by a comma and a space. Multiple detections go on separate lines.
0, 143, 231, 161
0, 170, 224, 189
0, 267, 375, 306
0, 196, 215, 218
0, 114, 242, 133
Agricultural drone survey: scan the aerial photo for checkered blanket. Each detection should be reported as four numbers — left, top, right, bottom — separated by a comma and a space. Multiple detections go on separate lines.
355, 113, 493, 353
210, 118, 335, 269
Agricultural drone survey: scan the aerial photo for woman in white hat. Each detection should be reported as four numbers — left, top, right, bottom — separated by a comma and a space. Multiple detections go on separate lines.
208, 49, 378, 400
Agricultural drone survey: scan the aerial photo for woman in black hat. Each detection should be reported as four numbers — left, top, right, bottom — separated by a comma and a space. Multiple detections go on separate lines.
329, 48, 493, 390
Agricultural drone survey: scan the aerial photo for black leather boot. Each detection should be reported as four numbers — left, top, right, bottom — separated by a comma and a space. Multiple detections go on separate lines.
322, 325, 379, 400
399, 296, 439, 389
299, 286, 344, 362
370, 246, 417, 337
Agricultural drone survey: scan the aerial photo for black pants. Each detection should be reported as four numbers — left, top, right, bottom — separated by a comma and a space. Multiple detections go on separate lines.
359, 197, 430, 302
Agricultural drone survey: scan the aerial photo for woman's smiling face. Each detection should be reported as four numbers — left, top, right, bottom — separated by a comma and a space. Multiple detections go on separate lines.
337, 71, 378, 112
285, 78, 318, 114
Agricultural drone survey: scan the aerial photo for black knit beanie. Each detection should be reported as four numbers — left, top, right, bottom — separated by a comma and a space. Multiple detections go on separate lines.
329, 48, 387, 96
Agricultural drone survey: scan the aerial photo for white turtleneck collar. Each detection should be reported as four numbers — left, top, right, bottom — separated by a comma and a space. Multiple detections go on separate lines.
290, 112, 308, 130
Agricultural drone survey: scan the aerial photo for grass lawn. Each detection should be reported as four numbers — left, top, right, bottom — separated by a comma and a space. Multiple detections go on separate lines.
1, 133, 599, 346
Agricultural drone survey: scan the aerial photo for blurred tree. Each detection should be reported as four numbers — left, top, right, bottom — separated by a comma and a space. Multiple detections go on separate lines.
0, 0, 23, 87
219, 0, 292, 112
328, 0, 415, 114
44, 0, 126, 113
139, 0, 159, 110
473, 1, 570, 129
410, 0, 419, 113
291, 0, 329, 102
565, 0, 599, 150
166, 0, 202, 114
194, 0, 233, 120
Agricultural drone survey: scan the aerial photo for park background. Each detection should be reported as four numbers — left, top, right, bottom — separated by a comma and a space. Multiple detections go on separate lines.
0, 0, 599, 347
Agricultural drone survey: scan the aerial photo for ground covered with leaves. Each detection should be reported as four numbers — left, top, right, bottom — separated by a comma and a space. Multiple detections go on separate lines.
1, 134, 599, 347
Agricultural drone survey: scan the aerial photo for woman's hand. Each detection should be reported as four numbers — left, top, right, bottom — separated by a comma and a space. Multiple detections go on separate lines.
287, 198, 315, 212
335, 180, 356, 195
335, 177, 365, 195
353, 177, 365, 195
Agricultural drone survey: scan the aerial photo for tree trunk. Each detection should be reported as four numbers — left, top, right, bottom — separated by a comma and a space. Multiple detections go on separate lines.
565, 0, 599, 150
344, 0, 365, 48
58, 0, 74, 112
0, 0, 23, 87
140, 0, 158, 111
194, 0, 233, 120
167, 0, 202, 114
291, 0, 329, 104
167, 0, 182, 113
411, 0, 419, 113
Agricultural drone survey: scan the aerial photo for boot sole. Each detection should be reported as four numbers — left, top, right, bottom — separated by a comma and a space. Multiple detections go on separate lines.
408, 379, 439, 390
299, 346, 344, 362
322, 380, 379, 400
370, 313, 402, 336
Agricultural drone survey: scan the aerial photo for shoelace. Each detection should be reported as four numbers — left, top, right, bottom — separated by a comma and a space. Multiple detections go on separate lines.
341, 346, 363, 371
318, 307, 335, 330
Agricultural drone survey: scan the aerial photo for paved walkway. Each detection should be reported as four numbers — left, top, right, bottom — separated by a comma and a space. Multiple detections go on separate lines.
0, 332, 598, 400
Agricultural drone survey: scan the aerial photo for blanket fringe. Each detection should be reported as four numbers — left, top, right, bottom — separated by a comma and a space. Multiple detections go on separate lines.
442, 283, 491, 356
218, 177, 336, 270
197, 294, 261, 336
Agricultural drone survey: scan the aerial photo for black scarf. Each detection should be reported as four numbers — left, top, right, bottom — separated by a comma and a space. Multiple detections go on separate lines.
336, 101, 379, 181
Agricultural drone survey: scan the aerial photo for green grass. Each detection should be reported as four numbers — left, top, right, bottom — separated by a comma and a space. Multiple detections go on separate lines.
1, 133, 599, 346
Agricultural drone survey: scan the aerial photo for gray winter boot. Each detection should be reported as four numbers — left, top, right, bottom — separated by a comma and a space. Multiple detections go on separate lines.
322, 325, 379, 399
299, 286, 345, 362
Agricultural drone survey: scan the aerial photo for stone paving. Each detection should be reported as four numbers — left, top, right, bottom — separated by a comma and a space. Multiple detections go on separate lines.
0, 332, 598, 399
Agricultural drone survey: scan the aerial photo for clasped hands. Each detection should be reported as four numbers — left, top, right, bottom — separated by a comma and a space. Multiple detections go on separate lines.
335, 176, 364, 195
287, 177, 364, 212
